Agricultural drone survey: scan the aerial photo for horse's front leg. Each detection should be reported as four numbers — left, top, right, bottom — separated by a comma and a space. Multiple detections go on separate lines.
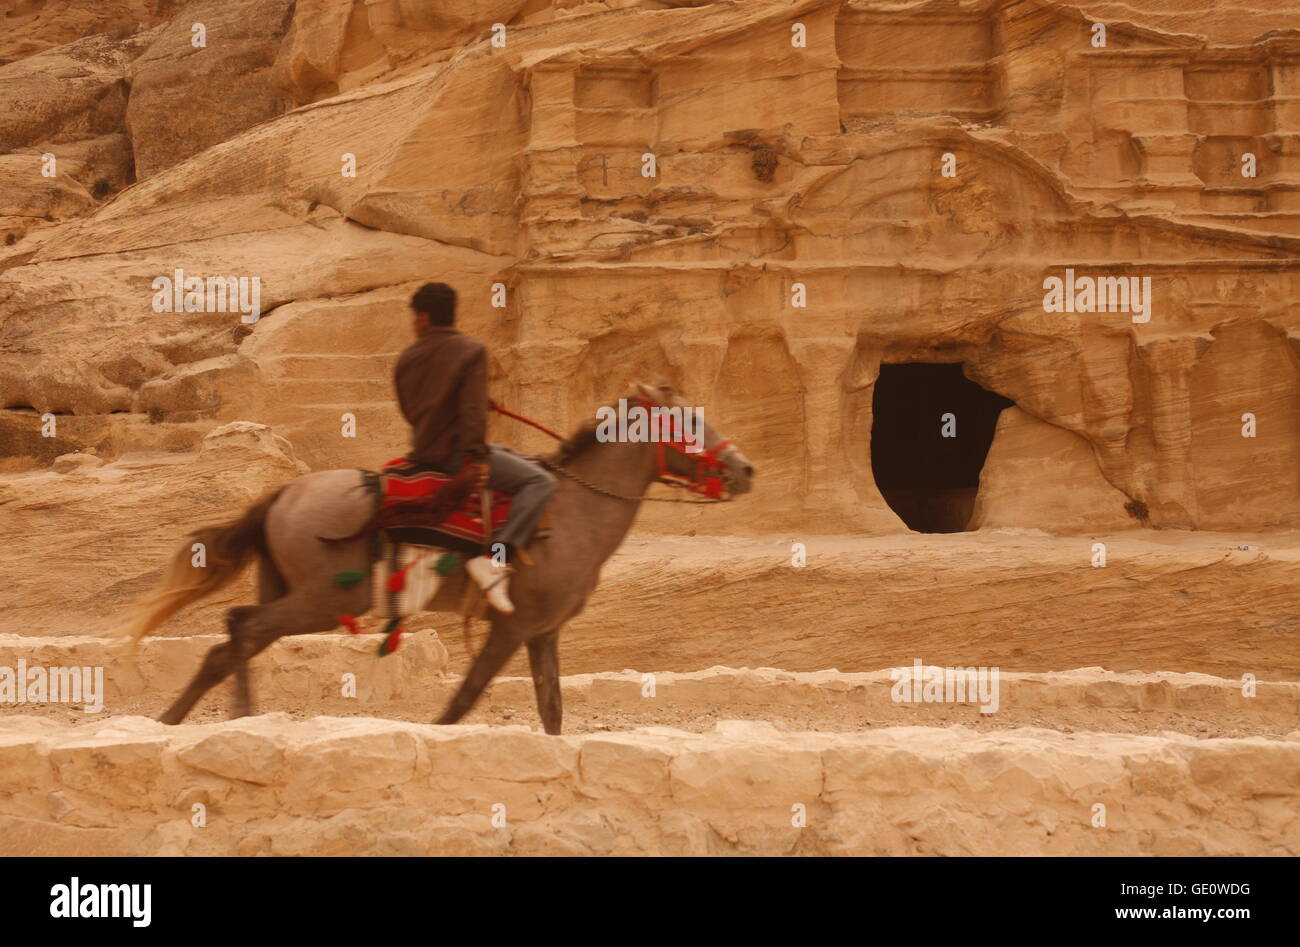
437, 619, 523, 726
525, 631, 562, 735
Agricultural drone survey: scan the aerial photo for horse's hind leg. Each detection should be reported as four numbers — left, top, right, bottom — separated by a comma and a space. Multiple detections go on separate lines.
159, 594, 344, 725
238, 556, 289, 716
256, 554, 287, 604
159, 606, 259, 725
436, 621, 523, 726
230, 606, 267, 720
526, 631, 562, 735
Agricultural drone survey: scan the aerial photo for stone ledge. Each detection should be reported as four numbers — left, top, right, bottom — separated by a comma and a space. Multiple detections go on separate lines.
0, 633, 448, 708
0, 714, 1296, 855
0, 636, 1293, 722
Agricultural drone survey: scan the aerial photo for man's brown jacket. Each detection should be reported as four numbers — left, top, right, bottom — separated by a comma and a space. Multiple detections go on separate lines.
394, 325, 489, 469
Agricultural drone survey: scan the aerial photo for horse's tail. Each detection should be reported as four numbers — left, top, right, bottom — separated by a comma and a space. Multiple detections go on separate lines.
114, 487, 285, 647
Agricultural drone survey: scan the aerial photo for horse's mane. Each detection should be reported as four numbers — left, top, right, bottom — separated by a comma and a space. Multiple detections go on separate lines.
545, 416, 601, 465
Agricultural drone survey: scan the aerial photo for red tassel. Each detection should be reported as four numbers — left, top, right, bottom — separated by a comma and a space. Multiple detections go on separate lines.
338, 614, 360, 634
387, 567, 407, 593
384, 627, 403, 654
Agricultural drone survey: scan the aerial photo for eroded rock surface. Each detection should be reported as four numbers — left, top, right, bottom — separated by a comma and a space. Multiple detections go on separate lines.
2, 0, 1297, 532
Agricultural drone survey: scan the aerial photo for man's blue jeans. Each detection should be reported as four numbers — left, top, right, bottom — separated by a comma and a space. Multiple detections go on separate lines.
441, 445, 556, 557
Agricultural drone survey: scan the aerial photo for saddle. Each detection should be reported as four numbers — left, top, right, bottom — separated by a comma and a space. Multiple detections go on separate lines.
372, 457, 515, 553
328, 458, 550, 624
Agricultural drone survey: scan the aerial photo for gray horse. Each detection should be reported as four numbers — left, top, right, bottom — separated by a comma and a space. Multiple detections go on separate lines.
118, 384, 755, 733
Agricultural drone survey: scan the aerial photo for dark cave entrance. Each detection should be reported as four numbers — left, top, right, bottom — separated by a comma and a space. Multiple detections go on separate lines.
870, 362, 1015, 533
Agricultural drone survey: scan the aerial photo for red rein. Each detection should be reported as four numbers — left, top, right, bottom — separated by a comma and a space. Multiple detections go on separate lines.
491, 398, 730, 499
489, 399, 564, 441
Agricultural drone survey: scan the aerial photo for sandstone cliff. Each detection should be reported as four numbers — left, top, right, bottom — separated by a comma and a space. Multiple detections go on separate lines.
2, 0, 1297, 534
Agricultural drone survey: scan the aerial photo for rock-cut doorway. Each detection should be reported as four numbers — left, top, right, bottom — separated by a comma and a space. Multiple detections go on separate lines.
870, 362, 1014, 532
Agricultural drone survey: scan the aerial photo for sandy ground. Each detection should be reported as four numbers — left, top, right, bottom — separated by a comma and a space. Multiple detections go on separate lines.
421, 530, 1300, 680
5, 529, 1297, 728
2, 531, 1297, 855
16, 684, 1292, 740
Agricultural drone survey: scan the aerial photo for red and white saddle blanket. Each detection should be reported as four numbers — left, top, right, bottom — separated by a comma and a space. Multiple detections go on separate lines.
330, 457, 553, 623
374, 457, 512, 546
362, 458, 508, 620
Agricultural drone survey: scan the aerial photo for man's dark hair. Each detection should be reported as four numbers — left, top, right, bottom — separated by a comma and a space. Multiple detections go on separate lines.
411, 282, 457, 325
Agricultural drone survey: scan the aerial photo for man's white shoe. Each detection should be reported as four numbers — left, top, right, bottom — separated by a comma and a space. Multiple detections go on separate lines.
464, 555, 515, 614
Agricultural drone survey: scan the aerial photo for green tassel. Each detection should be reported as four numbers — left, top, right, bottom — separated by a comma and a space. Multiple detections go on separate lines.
377, 617, 402, 657
333, 569, 366, 589
434, 552, 464, 576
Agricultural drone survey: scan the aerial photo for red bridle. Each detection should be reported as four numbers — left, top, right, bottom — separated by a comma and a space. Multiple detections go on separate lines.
637, 397, 733, 499
490, 397, 736, 500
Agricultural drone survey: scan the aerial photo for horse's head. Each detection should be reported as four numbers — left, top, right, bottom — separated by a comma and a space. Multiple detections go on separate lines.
631, 382, 755, 498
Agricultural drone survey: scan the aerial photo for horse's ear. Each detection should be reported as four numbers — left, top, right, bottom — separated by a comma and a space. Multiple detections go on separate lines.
632, 381, 677, 403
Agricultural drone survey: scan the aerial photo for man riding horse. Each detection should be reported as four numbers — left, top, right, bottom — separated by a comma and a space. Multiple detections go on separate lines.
119, 288, 756, 732
394, 282, 556, 615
